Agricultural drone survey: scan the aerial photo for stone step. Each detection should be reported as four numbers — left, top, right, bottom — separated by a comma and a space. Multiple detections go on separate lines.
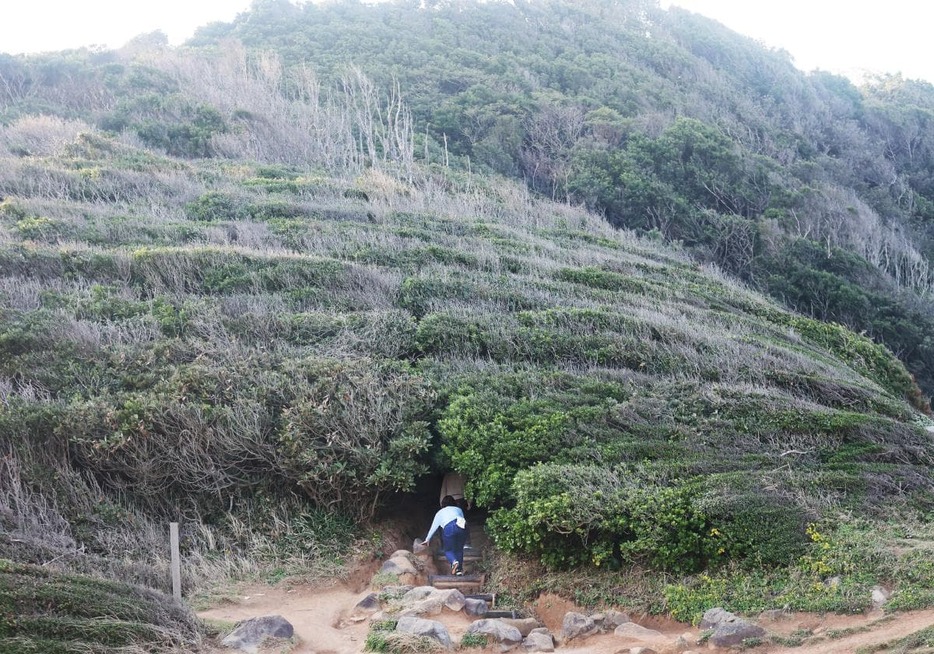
485, 609, 525, 619
465, 593, 496, 606
433, 550, 483, 563
428, 573, 485, 593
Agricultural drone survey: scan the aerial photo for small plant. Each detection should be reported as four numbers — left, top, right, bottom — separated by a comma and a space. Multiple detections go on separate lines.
460, 632, 488, 648
365, 630, 393, 653
364, 622, 440, 654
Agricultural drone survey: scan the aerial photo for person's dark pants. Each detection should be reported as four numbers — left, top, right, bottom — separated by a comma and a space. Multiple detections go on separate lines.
442, 520, 467, 572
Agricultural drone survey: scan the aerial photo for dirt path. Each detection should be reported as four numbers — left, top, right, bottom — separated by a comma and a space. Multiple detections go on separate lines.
198, 577, 934, 653
761, 608, 934, 653
198, 580, 373, 654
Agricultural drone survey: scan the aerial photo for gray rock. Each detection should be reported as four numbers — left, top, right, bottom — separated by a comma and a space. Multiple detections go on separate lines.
522, 630, 555, 652
438, 588, 467, 612
710, 620, 766, 648
467, 619, 523, 647
381, 555, 417, 576
699, 607, 734, 629
396, 616, 453, 650
561, 612, 598, 641
348, 592, 381, 622
399, 596, 444, 617
871, 586, 891, 607
699, 607, 766, 648
402, 586, 435, 602
602, 609, 631, 629
396, 587, 466, 617
222, 615, 294, 652
613, 622, 664, 642
465, 598, 489, 616
500, 618, 540, 637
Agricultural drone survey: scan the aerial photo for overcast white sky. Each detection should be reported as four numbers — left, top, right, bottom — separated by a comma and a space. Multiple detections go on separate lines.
663, 0, 934, 84
1, 0, 933, 85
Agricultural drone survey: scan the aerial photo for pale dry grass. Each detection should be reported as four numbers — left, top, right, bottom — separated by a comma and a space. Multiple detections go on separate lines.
0, 115, 93, 157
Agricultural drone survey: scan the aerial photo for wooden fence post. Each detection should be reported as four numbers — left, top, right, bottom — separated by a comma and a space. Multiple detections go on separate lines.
170, 522, 181, 601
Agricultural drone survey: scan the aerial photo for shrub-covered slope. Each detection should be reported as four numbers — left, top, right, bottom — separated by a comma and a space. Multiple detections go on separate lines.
178, 0, 934, 398
0, 125, 932, 576
4, 1, 934, 397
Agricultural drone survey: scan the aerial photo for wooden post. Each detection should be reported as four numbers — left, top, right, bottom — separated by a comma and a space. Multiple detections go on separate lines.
169, 522, 181, 601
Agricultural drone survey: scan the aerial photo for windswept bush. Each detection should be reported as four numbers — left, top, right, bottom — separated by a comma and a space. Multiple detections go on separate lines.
278, 358, 435, 520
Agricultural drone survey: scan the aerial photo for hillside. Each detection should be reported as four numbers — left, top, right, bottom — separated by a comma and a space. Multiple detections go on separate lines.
4, 1, 934, 397
3, 0, 934, 650
185, 0, 934, 400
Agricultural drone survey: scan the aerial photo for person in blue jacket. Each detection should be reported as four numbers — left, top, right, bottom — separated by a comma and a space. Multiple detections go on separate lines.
424, 495, 467, 575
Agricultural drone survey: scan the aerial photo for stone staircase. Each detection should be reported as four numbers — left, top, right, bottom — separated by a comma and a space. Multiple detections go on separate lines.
427, 521, 489, 595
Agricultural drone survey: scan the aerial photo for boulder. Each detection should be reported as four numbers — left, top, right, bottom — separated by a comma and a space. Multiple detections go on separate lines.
699, 607, 734, 629
871, 586, 891, 608
395, 616, 453, 650
466, 619, 523, 649
698, 607, 766, 648
399, 596, 445, 617
601, 609, 631, 630
561, 612, 598, 642
613, 622, 664, 642
348, 592, 381, 622
522, 630, 555, 652
438, 588, 467, 612
222, 615, 294, 652
381, 556, 418, 576
396, 587, 467, 617
629, 648, 658, 654
499, 618, 541, 637
402, 586, 436, 603
709, 620, 766, 648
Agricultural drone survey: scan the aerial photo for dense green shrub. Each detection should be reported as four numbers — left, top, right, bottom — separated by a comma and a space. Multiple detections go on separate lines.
438, 391, 574, 507
185, 191, 247, 222
488, 464, 713, 572
278, 359, 435, 520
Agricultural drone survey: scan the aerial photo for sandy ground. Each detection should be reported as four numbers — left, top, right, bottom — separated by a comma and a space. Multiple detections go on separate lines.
198, 572, 934, 654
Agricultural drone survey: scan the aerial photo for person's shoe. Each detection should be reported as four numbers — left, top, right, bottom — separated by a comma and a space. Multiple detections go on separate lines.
455, 568, 464, 576
450, 561, 460, 576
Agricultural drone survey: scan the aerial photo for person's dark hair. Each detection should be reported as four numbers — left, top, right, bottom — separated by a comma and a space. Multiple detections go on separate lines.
441, 495, 457, 508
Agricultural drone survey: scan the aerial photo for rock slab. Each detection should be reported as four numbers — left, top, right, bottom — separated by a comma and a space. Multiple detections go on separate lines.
222, 615, 294, 652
